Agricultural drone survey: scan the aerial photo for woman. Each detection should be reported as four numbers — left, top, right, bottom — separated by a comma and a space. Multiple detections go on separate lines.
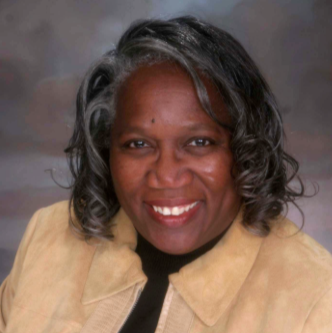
0, 16, 331, 333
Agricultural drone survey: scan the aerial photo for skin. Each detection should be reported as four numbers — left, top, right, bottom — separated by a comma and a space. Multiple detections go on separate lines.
110, 62, 241, 254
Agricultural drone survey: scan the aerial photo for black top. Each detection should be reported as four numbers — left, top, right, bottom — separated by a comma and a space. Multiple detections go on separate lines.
119, 229, 227, 333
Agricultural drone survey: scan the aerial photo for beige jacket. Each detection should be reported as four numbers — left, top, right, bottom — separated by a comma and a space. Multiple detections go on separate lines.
0, 200, 331, 333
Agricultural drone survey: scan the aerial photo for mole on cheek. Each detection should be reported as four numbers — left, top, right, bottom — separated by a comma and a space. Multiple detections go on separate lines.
151, 118, 155, 123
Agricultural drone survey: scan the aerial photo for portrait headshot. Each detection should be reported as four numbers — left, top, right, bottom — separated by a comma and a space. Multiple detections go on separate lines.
0, 1, 331, 332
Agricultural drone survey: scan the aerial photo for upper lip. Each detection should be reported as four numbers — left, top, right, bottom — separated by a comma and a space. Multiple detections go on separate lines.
144, 198, 200, 207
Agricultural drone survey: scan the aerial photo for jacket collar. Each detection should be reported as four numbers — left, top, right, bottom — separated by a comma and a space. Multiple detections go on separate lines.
81, 207, 263, 326
81, 208, 147, 305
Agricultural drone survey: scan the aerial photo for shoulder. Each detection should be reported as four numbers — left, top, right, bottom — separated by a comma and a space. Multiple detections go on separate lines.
257, 216, 332, 298
32, 200, 71, 231
19, 200, 95, 269
13, 200, 98, 294
266, 216, 332, 264
27, 200, 81, 243
0, 201, 99, 330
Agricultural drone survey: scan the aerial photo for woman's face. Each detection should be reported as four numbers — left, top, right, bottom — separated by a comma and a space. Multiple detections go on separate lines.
110, 62, 241, 254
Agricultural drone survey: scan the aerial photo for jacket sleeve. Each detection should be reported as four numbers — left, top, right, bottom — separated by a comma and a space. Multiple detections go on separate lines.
302, 286, 332, 333
0, 208, 41, 332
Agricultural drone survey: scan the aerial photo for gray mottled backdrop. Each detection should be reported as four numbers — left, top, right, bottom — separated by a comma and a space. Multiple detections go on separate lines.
0, 0, 331, 283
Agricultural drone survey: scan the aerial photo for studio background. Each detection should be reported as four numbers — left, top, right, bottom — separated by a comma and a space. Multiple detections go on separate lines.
0, 0, 331, 283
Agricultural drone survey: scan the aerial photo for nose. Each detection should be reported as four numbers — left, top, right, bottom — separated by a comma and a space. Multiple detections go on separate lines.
146, 145, 193, 189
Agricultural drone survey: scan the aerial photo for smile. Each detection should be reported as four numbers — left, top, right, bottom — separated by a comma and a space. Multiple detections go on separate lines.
152, 202, 199, 216
145, 200, 202, 229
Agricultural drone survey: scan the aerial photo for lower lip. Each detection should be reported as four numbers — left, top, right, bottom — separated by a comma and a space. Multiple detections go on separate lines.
145, 202, 202, 229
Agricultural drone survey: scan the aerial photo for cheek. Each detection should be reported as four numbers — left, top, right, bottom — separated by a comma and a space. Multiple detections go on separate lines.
109, 152, 145, 200
194, 150, 235, 191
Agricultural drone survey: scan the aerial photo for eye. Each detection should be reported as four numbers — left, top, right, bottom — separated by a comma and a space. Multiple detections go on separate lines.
187, 138, 214, 147
126, 140, 150, 149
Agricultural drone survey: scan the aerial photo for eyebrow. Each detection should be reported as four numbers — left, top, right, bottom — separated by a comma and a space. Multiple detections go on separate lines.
186, 122, 234, 133
116, 122, 233, 137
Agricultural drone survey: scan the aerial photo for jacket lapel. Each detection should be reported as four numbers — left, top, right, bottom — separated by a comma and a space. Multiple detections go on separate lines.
169, 209, 264, 326
81, 208, 147, 305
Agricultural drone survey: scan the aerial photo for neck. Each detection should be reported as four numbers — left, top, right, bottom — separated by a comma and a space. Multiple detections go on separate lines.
135, 229, 228, 277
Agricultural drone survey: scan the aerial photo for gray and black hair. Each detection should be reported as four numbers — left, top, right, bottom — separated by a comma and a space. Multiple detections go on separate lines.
65, 16, 305, 240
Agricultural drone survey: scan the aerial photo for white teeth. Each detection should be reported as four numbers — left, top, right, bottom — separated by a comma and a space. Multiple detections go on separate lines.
171, 207, 185, 216
163, 207, 171, 216
152, 202, 198, 216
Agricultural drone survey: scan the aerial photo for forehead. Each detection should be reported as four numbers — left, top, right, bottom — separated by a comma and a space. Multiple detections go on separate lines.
115, 62, 230, 127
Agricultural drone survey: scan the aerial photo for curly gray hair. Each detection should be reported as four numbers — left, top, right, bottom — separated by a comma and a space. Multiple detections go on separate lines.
65, 16, 305, 240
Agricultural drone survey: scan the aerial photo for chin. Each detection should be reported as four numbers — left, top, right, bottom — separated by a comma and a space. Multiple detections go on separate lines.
148, 229, 200, 255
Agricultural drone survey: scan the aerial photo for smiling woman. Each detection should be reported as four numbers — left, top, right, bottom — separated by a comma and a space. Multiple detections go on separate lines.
1, 16, 332, 333
109, 62, 240, 255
